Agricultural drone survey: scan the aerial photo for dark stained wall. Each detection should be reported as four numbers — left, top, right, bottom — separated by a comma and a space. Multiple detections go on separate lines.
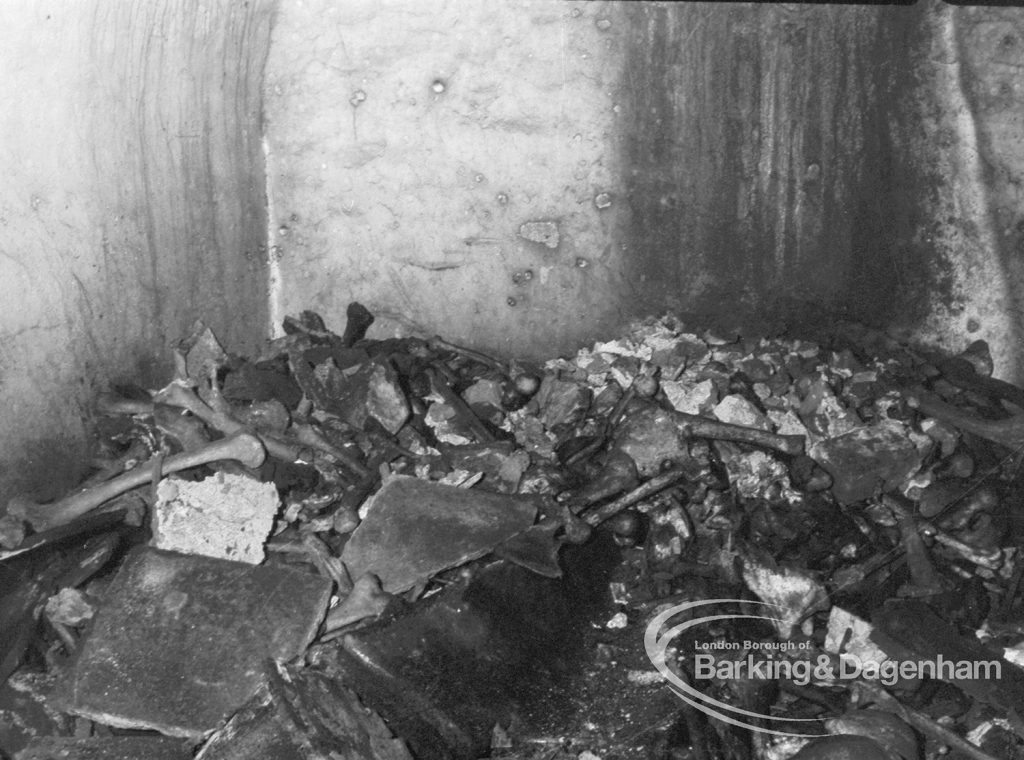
620, 2, 908, 328
619, 1, 1024, 381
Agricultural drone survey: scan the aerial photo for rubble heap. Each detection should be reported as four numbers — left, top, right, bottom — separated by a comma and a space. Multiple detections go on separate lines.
1, 307, 1024, 760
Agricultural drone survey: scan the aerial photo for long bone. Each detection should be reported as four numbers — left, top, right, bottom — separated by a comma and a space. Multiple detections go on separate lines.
155, 383, 371, 478
906, 388, 1024, 449
10, 433, 266, 533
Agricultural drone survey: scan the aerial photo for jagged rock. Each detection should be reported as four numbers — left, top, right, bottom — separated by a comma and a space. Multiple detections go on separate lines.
809, 421, 929, 504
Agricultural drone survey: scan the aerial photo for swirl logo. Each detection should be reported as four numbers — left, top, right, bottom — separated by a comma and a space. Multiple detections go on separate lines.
644, 598, 828, 738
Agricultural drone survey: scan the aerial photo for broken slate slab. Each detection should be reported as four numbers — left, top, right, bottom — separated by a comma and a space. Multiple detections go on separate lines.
0, 675, 62, 758
872, 598, 1024, 709
195, 662, 412, 760
809, 420, 928, 504
317, 537, 619, 760
152, 472, 279, 564
341, 476, 537, 593
16, 736, 192, 760
304, 356, 410, 435
54, 547, 332, 739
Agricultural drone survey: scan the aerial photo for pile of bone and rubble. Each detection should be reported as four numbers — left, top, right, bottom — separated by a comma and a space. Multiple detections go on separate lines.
2, 305, 1024, 760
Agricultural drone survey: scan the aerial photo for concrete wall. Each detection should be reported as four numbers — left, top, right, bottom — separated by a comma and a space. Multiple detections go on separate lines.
261, 1, 907, 357
264, 0, 1024, 380
264, 0, 632, 360
0, 0, 274, 502
263, 1, 916, 360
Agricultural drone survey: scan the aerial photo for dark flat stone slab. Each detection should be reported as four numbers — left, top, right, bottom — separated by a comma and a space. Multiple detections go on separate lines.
341, 476, 537, 593
316, 536, 620, 760
55, 547, 332, 739
195, 662, 413, 760
16, 736, 192, 760
872, 599, 1024, 708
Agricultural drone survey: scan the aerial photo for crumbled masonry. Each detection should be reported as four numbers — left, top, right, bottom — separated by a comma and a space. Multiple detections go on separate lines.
3, 309, 1024, 760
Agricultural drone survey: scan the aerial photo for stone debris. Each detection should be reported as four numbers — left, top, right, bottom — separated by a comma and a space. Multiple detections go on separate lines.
3, 305, 1024, 760
611, 405, 691, 477
535, 376, 592, 430
824, 606, 890, 665
43, 588, 95, 629
662, 378, 717, 415
809, 420, 929, 505
713, 394, 772, 430
152, 472, 279, 564
741, 551, 829, 639
309, 356, 410, 435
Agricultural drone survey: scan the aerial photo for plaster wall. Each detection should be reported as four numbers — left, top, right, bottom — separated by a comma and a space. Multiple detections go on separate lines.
264, 0, 632, 360
265, 0, 1024, 381
263, 1, 911, 360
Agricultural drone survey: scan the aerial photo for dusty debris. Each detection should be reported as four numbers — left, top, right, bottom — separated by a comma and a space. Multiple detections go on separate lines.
535, 376, 592, 430
304, 356, 410, 436
0, 532, 123, 686
871, 598, 1024, 709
